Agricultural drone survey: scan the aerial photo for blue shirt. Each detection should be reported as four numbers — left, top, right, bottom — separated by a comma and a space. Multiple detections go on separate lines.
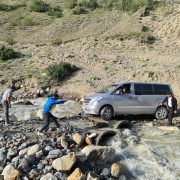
43, 97, 65, 113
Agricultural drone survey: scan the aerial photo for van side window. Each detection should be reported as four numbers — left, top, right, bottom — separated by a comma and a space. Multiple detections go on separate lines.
134, 84, 142, 95
153, 84, 170, 95
142, 84, 153, 95
114, 84, 131, 95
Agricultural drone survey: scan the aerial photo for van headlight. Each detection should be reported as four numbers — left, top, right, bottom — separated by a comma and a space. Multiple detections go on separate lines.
90, 97, 102, 105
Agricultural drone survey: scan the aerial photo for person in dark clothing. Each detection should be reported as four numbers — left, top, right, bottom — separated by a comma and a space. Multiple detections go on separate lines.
161, 92, 177, 126
37, 93, 66, 135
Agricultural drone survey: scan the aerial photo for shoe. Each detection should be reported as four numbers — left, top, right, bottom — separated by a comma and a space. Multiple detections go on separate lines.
5, 123, 10, 126
37, 132, 44, 136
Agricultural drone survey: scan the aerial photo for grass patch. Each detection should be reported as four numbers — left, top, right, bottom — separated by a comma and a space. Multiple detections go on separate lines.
0, 46, 21, 61
63, 0, 77, 9
0, 3, 25, 11
0, 60, 10, 70
48, 6, 63, 18
106, 31, 156, 44
47, 62, 79, 82
27, 0, 49, 12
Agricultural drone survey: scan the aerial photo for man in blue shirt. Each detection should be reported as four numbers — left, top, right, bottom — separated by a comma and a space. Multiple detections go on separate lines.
37, 93, 66, 135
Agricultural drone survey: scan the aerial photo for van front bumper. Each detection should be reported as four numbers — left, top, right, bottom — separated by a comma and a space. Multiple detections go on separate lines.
82, 103, 100, 115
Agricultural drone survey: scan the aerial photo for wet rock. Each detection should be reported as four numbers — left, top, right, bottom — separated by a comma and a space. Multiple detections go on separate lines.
67, 168, 85, 180
87, 171, 100, 180
47, 149, 62, 159
52, 152, 76, 172
81, 145, 115, 165
40, 173, 57, 180
114, 121, 132, 129
2, 164, 15, 180
10, 169, 21, 180
119, 175, 127, 180
111, 163, 122, 177
102, 168, 110, 176
27, 144, 42, 155
72, 133, 85, 146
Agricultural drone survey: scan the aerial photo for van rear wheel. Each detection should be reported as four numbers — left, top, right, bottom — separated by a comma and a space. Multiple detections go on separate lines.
155, 106, 168, 120
100, 106, 113, 121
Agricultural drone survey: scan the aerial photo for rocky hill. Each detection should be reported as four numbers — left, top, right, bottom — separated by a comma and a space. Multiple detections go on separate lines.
0, 0, 180, 100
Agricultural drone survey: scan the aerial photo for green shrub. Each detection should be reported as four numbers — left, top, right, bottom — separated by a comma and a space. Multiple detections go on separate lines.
78, 0, 98, 10
0, 46, 20, 61
63, 0, 77, 9
47, 62, 79, 82
72, 5, 87, 14
27, 0, 49, 12
48, 6, 62, 18
0, 3, 25, 11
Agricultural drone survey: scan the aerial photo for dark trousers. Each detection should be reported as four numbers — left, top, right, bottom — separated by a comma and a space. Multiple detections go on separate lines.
168, 107, 174, 125
39, 112, 59, 132
2, 101, 9, 124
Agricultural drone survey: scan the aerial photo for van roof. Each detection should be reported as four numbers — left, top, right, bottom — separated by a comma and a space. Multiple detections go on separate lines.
113, 82, 170, 86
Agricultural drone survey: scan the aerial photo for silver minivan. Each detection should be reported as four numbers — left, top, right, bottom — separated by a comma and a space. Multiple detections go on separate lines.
82, 82, 172, 120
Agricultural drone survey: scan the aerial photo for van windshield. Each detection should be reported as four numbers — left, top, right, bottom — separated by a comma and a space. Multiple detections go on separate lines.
97, 85, 118, 93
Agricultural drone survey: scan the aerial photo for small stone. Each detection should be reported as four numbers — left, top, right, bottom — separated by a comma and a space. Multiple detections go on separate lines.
40, 173, 57, 180
119, 175, 126, 180
72, 133, 85, 146
27, 144, 41, 155
102, 168, 110, 176
47, 149, 62, 159
67, 168, 85, 180
60, 138, 68, 148
111, 163, 122, 177
36, 109, 43, 120
85, 137, 93, 145
87, 171, 100, 180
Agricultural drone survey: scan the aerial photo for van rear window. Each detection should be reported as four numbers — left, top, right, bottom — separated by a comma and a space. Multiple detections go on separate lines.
134, 84, 153, 95
153, 84, 170, 95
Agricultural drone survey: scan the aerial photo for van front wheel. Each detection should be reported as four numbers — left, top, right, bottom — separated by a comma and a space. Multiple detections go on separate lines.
100, 106, 113, 121
155, 106, 168, 120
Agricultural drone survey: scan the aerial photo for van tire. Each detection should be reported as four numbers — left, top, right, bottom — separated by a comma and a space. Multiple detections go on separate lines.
100, 106, 113, 121
155, 106, 168, 120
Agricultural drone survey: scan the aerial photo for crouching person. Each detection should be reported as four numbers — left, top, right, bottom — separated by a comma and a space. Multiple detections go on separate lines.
37, 93, 66, 135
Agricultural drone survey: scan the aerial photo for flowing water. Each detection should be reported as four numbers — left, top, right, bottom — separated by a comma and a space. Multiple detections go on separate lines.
107, 126, 180, 180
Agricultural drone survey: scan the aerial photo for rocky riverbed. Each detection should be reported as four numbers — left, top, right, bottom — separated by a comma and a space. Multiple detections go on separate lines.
0, 99, 180, 180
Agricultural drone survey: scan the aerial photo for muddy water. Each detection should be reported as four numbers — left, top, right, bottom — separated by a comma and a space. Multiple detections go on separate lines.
107, 126, 180, 180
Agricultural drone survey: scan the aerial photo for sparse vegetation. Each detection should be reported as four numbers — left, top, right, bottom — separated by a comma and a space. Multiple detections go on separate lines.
63, 0, 77, 9
47, 62, 79, 82
48, 6, 62, 18
78, 0, 98, 10
72, 5, 87, 14
0, 46, 20, 61
0, 3, 25, 11
27, 0, 49, 12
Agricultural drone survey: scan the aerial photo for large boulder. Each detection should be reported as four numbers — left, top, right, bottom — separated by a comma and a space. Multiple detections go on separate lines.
40, 173, 57, 180
36, 109, 43, 120
81, 145, 115, 165
52, 152, 76, 172
10, 169, 21, 180
2, 164, 15, 180
72, 133, 85, 146
67, 168, 85, 180
27, 144, 41, 155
